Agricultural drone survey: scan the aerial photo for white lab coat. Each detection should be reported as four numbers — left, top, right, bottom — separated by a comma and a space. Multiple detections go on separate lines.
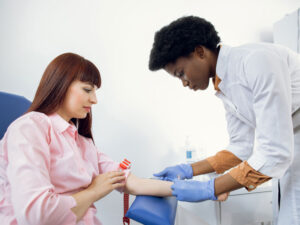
215, 43, 300, 224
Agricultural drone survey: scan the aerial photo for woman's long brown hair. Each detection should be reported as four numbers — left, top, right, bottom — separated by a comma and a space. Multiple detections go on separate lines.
27, 53, 101, 140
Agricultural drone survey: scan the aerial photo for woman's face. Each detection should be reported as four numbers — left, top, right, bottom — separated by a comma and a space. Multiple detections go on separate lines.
57, 80, 98, 122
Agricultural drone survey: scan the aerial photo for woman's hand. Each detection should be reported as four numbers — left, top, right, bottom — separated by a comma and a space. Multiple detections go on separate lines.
87, 171, 126, 201
71, 171, 125, 222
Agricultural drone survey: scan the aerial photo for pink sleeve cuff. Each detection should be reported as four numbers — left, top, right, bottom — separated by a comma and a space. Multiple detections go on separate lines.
51, 195, 78, 225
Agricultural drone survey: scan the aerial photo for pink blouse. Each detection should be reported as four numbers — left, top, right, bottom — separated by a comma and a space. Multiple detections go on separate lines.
0, 112, 129, 225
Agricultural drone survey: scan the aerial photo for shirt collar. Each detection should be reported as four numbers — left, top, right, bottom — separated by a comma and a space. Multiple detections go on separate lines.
49, 113, 78, 138
213, 75, 222, 91
214, 44, 232, 94
215, 44, 231, 81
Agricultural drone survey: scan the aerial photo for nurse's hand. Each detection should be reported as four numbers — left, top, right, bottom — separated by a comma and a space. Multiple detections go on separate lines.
171, 179, 217, 202
217, 192, 229, 201
88, 171, 126, 201
153, 164, 193, 181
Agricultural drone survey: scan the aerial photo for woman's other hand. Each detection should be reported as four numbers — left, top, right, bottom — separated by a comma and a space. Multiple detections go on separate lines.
88, 171, 126, 201
71, 171, 125, 221
217, 192, 229, 201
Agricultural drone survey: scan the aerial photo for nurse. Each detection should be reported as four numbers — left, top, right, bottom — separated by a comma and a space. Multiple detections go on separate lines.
0, 52, 173, 225
149, 16, 300, 225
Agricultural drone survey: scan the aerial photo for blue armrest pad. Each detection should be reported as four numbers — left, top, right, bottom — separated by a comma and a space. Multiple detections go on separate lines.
126, 195, 177, 225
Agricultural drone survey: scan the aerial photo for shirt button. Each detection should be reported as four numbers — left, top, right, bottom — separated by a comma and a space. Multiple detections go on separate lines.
248, 185, 254, 189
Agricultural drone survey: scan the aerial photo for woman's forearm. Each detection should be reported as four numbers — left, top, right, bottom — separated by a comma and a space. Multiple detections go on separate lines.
125, 173, 173, 196
71, 189, 96, 222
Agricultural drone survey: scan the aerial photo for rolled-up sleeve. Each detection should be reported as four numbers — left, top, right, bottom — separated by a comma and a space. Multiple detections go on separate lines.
245, 51, 293, 178
206, 150, 242, 174
6, 114, 77, 225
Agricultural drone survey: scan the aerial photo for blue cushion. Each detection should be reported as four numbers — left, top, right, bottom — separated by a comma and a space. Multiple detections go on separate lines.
0, 91, 31, 139
126, 195, 177, 225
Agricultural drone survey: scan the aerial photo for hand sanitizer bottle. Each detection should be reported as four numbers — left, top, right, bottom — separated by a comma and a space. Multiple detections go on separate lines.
185, 136, 196, 164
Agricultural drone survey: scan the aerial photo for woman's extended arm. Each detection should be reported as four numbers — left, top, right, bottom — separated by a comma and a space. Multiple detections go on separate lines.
71, 172, 172, 222
124, 173, 173, 196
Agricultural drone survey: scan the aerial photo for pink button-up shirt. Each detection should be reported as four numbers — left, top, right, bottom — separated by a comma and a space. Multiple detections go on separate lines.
0, 112, 129, 225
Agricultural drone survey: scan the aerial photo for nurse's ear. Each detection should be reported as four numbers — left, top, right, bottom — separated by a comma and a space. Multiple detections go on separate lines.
194, 46, 205, 59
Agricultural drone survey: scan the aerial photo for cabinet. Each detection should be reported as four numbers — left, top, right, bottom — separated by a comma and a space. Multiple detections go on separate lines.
175, 182, 272, 225
273, 9, 300, 53
220, 186, 272, 225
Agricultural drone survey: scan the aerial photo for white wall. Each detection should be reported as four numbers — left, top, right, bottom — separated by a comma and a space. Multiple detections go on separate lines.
0, 0, 299, 224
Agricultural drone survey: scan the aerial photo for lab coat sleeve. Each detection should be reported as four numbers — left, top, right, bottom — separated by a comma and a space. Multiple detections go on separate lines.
6, 113, 77, 225
206, 150, 242, 174
225, 111, 255, 161
244, 50, 293, 178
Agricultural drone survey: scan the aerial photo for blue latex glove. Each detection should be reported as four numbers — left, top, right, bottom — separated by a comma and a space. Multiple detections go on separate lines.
153, 164, 193, 181
171, 179, 217, 202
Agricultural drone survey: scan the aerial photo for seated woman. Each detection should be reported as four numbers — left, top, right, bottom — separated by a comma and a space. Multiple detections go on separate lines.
0, 53, 173, 225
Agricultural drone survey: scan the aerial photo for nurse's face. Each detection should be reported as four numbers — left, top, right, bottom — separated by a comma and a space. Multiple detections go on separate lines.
57, 80, 98, 122
164, 46, 217, 91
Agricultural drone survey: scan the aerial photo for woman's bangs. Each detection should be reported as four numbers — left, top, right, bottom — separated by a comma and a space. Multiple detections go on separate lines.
79, 61, 101, 88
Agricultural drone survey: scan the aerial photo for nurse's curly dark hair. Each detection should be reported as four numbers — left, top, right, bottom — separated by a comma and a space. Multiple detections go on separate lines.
149, 16, 221, 71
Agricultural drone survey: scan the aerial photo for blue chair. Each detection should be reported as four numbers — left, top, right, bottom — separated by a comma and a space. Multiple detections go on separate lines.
126, 195, 177, 225
0, 91, 31, 139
